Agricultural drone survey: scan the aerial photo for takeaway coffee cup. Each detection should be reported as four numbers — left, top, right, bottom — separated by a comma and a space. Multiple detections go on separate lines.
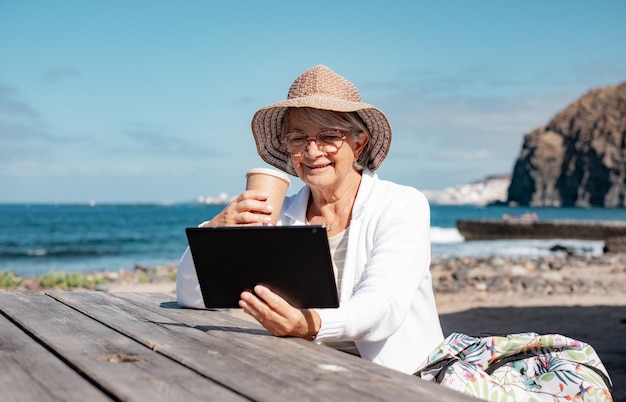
245, 168, 291, 225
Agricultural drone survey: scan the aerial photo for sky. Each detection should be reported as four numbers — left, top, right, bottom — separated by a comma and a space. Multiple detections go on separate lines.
1, 1, 625, 204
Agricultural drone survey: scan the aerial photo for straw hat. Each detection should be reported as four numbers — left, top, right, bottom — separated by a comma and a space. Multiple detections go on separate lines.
251, 65, 392, 176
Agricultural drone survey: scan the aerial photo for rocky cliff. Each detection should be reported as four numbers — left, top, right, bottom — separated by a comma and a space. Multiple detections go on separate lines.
507, 82, 626, 207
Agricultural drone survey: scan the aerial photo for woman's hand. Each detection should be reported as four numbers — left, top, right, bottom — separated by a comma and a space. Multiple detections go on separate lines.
239, 285, 321, 340
202, 190, 274, 227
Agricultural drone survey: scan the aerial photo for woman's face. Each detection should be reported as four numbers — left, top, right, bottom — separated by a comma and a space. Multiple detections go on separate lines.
285, 112, 366, 190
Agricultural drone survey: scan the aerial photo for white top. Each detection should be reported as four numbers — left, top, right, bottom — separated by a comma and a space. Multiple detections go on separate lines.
176, 169, 444, 374
328, 227, 348, 298
322, 227, 359, 356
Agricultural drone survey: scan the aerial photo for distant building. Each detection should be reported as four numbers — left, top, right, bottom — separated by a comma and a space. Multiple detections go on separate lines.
195, 192, 232, 205
422, 175, 510, 206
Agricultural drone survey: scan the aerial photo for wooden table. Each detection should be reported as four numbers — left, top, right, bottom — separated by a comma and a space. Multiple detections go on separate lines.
0, 290, 477, 401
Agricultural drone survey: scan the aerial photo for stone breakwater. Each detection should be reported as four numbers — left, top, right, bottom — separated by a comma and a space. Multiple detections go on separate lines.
430, 253, 626, 297
456, 219, 626, 247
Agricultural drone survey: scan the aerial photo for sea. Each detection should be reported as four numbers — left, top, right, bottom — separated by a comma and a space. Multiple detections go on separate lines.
2, 203, 626, 277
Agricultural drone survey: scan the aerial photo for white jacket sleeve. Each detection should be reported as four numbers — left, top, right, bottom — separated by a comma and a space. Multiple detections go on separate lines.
176, 247, 206, 309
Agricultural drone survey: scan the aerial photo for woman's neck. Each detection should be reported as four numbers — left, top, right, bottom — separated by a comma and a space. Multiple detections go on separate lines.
307, 171, 362, 235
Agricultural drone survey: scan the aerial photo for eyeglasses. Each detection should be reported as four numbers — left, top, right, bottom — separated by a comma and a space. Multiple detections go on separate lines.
283, 130, 347, 155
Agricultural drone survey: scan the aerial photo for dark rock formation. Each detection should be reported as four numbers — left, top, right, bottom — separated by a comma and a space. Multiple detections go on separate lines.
507, 82, 626, 207
455, 219, 626, 252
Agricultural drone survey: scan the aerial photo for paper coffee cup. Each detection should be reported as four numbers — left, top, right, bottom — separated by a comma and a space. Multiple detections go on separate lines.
245, 168, 291, 225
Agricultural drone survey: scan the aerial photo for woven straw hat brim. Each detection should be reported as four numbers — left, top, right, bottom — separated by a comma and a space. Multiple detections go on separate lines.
251, 98, 392, 176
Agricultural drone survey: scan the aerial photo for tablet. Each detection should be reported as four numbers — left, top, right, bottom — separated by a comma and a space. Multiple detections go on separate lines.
185, 225, 339, 309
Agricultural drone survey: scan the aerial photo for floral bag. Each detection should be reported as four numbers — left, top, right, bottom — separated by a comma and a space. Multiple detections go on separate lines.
414, 332, 614, 401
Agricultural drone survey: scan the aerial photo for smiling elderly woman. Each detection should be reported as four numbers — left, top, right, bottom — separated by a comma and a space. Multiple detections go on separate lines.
176, 65, 444, 375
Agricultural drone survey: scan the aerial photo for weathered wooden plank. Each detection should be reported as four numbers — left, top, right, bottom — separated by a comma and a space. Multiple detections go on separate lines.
49, 290, 478, 401
49, 290, 341, 401
0, 291, 247, 402
0, 313, 112, 402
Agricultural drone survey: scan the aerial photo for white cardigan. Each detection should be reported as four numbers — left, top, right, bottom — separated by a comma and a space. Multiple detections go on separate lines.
176, 169, 444, 374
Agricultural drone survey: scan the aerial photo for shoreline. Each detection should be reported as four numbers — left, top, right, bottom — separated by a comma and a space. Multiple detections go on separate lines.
2, 252, 625, 314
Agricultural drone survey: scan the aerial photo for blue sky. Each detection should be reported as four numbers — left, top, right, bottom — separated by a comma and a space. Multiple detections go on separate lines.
1, 1, 625, 203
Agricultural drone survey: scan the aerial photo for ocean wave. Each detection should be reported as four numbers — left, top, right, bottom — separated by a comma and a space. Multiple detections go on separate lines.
430, 227, 464, 244
0, 248, 120, 259
432, 238, 605, 259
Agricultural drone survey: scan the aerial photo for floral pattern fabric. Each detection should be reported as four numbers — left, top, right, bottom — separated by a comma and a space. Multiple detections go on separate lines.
415, 332, 613, 401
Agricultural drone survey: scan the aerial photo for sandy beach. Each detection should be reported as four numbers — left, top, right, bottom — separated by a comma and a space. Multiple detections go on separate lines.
104, 257, 626, 314
104, 252, 626, 313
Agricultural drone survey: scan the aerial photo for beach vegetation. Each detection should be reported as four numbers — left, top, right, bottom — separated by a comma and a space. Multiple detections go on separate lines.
167, 270, 177, 281
138, 271, 151, 283
36, 272, 109, 289
0, 271, 24, 288
0, 265, 176, 290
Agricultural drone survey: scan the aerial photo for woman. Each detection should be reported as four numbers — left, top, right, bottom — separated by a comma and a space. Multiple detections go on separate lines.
177, 65, 444, 375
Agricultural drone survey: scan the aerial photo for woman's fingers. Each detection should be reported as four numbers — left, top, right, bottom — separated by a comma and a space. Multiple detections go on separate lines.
239, 286, 304, 337
239, 287, 284, 320
238, 291, 264, 322
239, 287, 320, 340
211, 191, 274, 226
238, 193, 273, 221
253, 285, 287, 310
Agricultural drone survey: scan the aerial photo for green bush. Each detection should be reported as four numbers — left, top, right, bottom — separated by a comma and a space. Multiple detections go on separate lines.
0, 271, 23, 288
167, 270, 177, 281
138, 271, 150, 283
36, 272, 109, 289
37, 272, 67, 288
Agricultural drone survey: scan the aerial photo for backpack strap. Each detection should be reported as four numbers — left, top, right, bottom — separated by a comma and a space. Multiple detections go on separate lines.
483, 351, 537, 374
484, 350, 614, 394
413, 357, 461, 383
433, 358, 458, 383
